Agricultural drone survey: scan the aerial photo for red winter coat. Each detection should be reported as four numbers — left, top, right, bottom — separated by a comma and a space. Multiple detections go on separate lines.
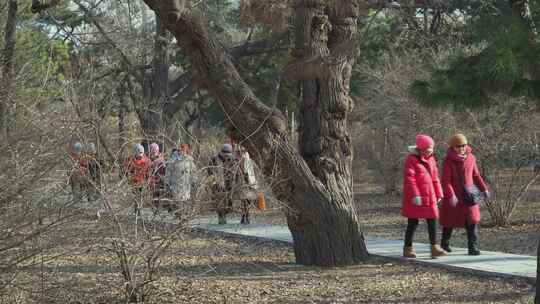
124, 156, 150, 188
69, 153, 89, 182
149, 157, 166, 195
401, 150, 443, 219
439, 147, 487, 228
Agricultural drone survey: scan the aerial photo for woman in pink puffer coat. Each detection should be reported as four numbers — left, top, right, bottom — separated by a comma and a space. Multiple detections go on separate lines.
401, 134, 447, 259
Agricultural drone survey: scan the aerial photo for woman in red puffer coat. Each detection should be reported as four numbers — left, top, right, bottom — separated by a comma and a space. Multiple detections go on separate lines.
439, 134, 488, 256
401, 134, 446, 259
123, 143, 150, 214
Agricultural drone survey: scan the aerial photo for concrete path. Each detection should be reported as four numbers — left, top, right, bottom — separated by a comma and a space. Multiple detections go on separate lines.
189, 216, 536, 282
116, 208, 535, 282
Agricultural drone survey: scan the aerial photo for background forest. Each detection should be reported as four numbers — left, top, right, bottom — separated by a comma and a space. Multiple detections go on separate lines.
0, 0, 539, 303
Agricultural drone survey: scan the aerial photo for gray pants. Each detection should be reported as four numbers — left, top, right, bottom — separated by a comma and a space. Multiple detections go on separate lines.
71, 176, 100, 204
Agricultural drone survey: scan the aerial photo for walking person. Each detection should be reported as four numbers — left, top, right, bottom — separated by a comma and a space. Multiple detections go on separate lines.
123, 143, 150, 215
148, 143, 166, 210
165, 144, 198, 213
86, 143, 102, 203
68, 141, 89, 204
207, 143, 240, 224
439, 134, 489, 256
401, 134, 447, 259
239, 150, 258, 225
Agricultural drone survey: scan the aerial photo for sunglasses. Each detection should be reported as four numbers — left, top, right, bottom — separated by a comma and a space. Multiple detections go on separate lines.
457, 144, 466, 148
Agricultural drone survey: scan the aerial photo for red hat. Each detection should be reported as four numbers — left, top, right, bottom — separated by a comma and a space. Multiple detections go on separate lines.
415, 134, 435, 150
180, 144, 189, 154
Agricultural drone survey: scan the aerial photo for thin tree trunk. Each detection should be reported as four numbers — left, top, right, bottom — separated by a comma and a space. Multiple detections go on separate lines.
118, 81, 127, 150
139, 14, 169, 146
1, 0, 18, 139
142, 0, 368, 266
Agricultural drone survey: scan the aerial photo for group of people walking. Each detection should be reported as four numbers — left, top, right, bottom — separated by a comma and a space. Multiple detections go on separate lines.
68, 140, 260, 224
121, 142, 197, 215
401, 133, 488, 258
207, 143, 260, 224
68, 132, 487, 253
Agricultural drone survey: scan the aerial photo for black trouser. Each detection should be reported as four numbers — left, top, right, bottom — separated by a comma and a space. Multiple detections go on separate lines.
404, 218, 437, 246
442, 223, 478, 247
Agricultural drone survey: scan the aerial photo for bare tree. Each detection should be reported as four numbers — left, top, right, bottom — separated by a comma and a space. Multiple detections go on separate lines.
135, 0, 369, 266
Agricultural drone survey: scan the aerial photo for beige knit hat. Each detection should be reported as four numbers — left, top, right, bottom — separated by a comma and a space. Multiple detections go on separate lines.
449, 134, 468, 147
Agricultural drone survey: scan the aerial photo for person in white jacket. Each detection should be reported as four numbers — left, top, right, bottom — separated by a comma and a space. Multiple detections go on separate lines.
239, 151, 258, 224
165, 145, 198, 213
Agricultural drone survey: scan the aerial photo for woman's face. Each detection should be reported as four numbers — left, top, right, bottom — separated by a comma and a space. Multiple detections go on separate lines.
420, 145, 434, 157
453, 144, 467, 155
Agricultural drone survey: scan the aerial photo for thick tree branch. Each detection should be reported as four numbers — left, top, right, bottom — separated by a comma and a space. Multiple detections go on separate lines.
168, 34, 289, 96
140, 0, 335, 215
284, 38, 357, 81
164, 81, 198, 120
230, 32, 289, 58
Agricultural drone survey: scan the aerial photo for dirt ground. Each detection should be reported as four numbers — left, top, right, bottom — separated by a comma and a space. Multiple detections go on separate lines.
4, 215, 534, 304
4, 178, 538, 304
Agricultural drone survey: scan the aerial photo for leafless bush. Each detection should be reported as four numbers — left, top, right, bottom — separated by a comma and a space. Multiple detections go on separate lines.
353, 48, 540, 230
352, 50, 458, 194
0, 98, 83, 302
464, 101, 540, 226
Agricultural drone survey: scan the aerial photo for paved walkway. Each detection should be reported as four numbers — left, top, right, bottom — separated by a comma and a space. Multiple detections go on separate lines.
189, 216, 536, 282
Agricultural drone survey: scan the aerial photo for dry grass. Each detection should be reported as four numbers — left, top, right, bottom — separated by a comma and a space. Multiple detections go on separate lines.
4, 215, 534, 304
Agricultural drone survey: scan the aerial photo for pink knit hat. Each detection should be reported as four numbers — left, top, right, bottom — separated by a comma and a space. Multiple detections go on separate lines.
149, 143, 160, 156
415, 134, 435, 150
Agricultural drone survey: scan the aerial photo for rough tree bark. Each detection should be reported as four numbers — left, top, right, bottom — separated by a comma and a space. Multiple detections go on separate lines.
288, 0, 366, 265
1, 0, 17, 139
142, 0, 368, 266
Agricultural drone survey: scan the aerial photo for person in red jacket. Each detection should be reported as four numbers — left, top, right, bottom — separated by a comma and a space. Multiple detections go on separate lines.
68, 141, 89, 204
123, 143, 150, 215
401, 134, 447, 259
439, 134, 489, 255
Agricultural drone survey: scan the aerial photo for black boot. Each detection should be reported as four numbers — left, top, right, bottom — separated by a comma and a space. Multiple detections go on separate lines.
218, 212, 227, 225
441, 227, 453, 253
466, 223, 480, 255
240, 214, 246, 224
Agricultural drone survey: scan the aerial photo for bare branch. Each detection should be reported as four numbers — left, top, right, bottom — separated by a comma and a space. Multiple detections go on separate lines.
73, 0, 134, 71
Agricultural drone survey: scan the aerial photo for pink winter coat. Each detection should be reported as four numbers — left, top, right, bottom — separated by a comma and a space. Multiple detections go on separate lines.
401, 149, 443, 219
439, 147, 487, 228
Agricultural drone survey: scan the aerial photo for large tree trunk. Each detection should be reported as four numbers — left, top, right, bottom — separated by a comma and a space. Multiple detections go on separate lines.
1, 0, 18, 139
142, 0, 368, 266
287, 0, 367, 265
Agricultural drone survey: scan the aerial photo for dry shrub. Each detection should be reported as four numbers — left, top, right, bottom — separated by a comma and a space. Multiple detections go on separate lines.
353, 50, 457, 194
353, 47, 540, 228
465, 99, 540, 226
